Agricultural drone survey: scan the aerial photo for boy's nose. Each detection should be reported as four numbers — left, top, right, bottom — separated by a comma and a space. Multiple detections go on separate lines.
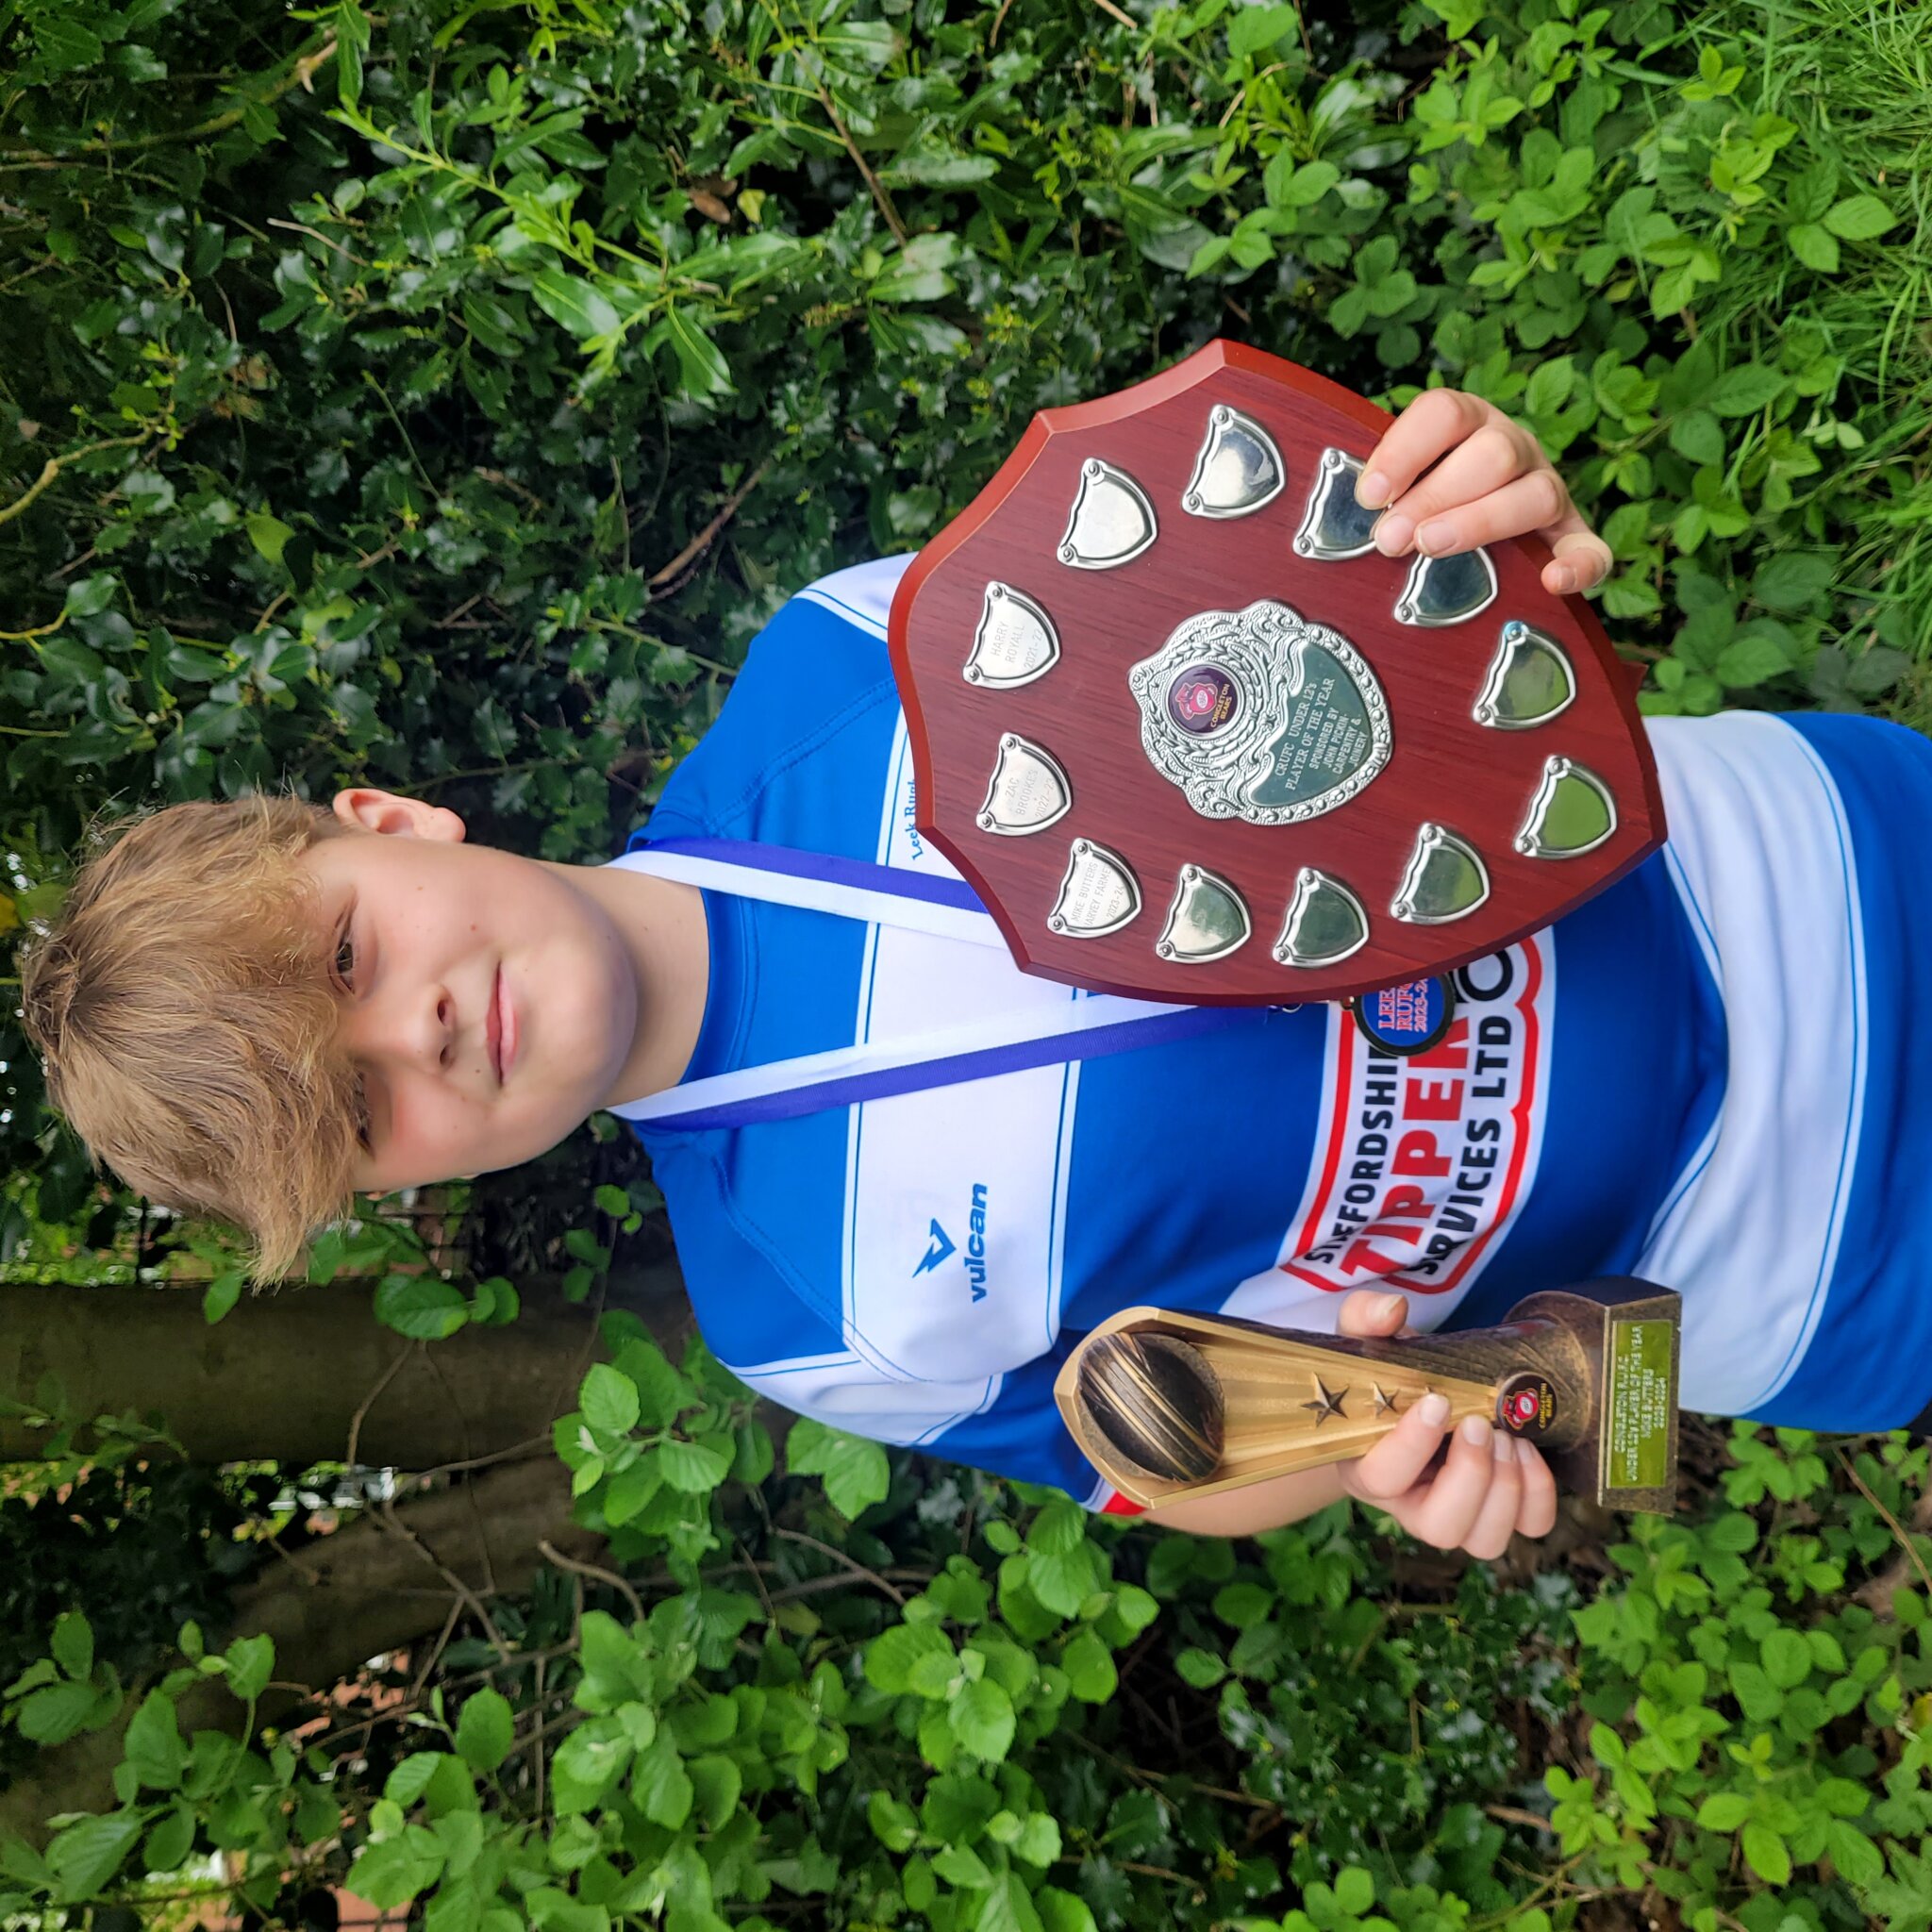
355, 986, 458, 1072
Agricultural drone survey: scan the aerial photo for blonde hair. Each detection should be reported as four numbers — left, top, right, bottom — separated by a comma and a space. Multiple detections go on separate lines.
18, 794, 359, 1283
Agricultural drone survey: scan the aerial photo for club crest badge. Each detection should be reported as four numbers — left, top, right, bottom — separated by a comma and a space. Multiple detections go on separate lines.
1129, 600, 1392, 826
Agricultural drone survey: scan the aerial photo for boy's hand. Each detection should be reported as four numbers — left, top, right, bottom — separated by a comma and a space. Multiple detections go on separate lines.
1330, 1289, 1558, 1558
1356, 390, 1612, 599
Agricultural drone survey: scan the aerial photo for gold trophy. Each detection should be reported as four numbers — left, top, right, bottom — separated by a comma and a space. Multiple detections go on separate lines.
1054, 1278, 1682, 1514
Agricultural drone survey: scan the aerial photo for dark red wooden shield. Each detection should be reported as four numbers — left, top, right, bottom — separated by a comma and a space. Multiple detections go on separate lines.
887, 340, 1665, 1006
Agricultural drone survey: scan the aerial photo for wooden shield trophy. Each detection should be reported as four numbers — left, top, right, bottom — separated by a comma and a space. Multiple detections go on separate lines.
887, 339, 1665, 1007
889, 340, 1682, 1511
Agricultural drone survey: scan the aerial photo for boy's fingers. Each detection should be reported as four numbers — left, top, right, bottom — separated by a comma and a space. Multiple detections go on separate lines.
1513, 1441, 1559, 1538
1343, 1391, 1453, 1500
1401, 1414, 1498, 1550
1336, 1290, 1409, 1339
1357, 388, 1492, 509
1407, 471, 1573, 560
1461, 1433, 1524, 1559
1372, 424, 1541, 555
1541, 522, 1614, 595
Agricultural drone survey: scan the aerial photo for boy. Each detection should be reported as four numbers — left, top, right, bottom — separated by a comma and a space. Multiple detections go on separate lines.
25, 391, 1932, 1557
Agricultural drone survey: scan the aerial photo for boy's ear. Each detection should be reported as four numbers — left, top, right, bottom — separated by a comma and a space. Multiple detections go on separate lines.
332, 788, 467, 842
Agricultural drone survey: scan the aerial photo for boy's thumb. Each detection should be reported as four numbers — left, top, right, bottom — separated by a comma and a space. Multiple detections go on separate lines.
1340, 1289, 1409, 1336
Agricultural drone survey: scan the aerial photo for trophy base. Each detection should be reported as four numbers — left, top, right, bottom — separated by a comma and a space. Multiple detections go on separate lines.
1509, 1281, 1680, 1513
1055, 1277, 1681, 1515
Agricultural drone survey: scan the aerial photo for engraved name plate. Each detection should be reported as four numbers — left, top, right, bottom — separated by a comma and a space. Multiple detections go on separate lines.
1127, 600, 1392, 827
1049, 839, 1141, 937
978, 735, 1073, 838
964, 582, 1060, 688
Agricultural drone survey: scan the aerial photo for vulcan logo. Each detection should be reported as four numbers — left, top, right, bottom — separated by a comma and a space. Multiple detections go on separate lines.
911, 1183, 991, 1301
912, 1222, 956, 1275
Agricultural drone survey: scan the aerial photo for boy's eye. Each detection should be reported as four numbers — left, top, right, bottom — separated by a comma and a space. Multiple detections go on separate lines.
352, 1078, 373, 1154
334, 925, 357, 991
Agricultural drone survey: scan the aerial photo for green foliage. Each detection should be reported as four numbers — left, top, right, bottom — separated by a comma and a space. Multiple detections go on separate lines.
4, 0, 1932, 1926
8, 1398, 1932, 1930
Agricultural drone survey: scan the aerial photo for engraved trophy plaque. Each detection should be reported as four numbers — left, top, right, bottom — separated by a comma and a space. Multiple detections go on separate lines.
886, 339, 1666, 1008
1053, 1279, 1682, 1513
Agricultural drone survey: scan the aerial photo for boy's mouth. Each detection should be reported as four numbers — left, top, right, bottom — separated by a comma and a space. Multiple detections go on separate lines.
490, 966, 517, 1083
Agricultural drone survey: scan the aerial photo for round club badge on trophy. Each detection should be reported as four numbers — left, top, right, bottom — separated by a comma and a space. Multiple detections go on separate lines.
889, 340, 1684, 1512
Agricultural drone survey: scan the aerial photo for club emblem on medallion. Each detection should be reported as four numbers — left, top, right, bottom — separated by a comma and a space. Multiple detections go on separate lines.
1128, 600, 1392, 825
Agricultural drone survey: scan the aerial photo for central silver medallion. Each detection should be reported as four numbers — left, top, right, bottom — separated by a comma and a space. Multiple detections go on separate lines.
1127, 599, 1392, 825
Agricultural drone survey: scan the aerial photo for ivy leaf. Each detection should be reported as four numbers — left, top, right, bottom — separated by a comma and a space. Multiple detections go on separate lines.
45, 1812, 143, 1902
50, 1611, 94, 1683
949, 1677, 1016, 1761
786, 1416, 890, 1519
1740, 1820, 1791, 1886
455, 1689, 515, 1774
1823, 194, 1895, 241
373, 1274, 471, 1341
578, 1362, 641, 1438
125, 1690, 188, 1790
1786, 224, 1840, 273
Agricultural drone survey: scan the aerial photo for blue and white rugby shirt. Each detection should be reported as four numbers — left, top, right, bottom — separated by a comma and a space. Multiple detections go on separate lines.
620, 557, 1932, 1507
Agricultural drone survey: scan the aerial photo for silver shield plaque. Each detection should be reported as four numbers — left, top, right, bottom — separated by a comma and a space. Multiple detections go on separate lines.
1293, 447, 1381, 560
1156, 865, 1252, 963
1182, 406, 1285, 520
1474, 620, 1574, 728
1049, 839, 1141, 938
1274, 867, 1370, 967
964, 582, 1060, 688
978, 735, 1073, 838
1127, 599, 1392, 826
1059, 459, 1158, 570
1391, 824, 1491, 924
1516, 756, 1616, 858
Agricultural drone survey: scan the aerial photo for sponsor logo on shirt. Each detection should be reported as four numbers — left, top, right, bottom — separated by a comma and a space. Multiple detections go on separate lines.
911, 1183, 991, 1302
912, 1220, 956, 1275
1280, 941, 1550, 1297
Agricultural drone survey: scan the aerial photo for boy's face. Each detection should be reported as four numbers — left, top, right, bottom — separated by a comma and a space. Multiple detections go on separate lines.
305, 790, 641, 1192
